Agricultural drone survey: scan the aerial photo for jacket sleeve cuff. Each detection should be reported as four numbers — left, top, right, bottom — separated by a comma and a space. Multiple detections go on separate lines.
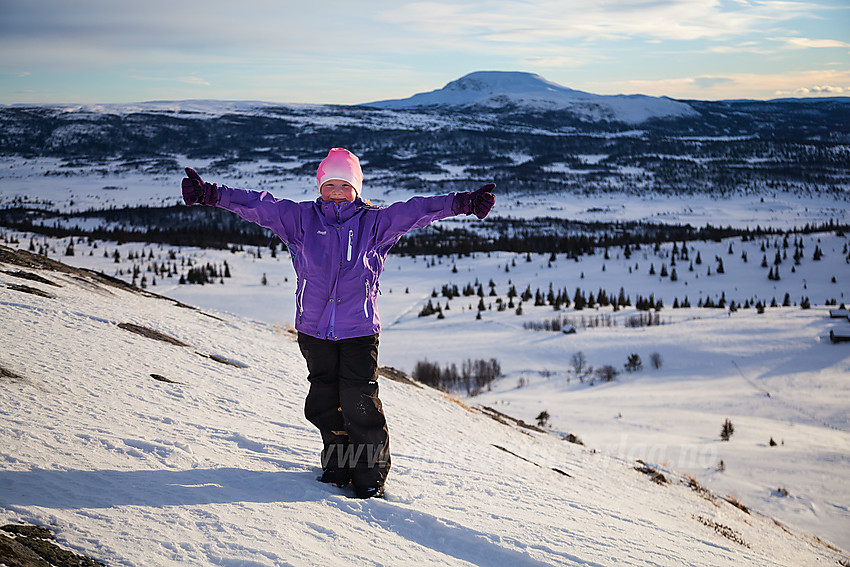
216, 185, 232, 208
445, 192, 460, 217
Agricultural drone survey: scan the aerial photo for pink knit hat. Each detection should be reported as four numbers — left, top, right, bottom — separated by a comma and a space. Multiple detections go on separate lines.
316, 148, 363, 196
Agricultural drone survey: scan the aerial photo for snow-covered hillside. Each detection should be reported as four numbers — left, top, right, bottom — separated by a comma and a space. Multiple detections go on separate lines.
1, 244, 846, 566
8, 221, 849, 551
365, 71, 699, 124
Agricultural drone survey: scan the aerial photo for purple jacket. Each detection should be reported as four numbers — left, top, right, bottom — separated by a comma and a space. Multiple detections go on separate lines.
217, 187, 456, 340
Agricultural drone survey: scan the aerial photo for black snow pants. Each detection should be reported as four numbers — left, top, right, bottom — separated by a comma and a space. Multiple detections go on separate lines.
297, 332, 390, 489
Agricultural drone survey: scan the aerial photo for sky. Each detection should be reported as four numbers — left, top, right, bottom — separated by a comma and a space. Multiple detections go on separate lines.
1, 0, 849, 105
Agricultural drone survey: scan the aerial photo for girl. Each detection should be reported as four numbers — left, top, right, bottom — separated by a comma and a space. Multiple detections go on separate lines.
182, 148, 495, 498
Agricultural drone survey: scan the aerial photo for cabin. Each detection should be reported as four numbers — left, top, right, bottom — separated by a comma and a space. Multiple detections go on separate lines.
830, 330, 850, 344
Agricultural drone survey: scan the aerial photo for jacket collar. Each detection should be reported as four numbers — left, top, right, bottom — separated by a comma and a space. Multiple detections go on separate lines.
317, 197, 366, 224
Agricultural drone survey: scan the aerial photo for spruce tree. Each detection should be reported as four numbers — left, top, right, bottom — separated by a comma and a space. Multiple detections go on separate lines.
721, 419, 734, 441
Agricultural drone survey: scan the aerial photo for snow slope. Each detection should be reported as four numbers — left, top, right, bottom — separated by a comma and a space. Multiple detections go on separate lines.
4, 222, 850, 553
1, 245, 846, 566
364, 71, 699, 124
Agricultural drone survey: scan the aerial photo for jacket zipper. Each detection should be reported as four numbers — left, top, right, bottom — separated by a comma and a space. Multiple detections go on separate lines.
347, 229, 353, 262
363, 281, 370, 319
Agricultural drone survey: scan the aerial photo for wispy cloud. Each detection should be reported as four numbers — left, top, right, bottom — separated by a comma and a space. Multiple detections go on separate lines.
692, 77, 735, 89
612, 68, 850, 99
379, 0, 813, 44
706, 43, 776, 55
523, 55, 592, 68
128, 74, 211, 87
1, 0, 846, 103
781, 37, 850, 49
179, 76, 211, 87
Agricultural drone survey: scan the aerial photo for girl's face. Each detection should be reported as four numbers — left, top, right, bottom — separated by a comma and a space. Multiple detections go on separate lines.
320, 180, 357, 203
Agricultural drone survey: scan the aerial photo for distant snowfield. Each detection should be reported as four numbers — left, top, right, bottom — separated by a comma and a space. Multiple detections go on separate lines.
1, 156, 847, 230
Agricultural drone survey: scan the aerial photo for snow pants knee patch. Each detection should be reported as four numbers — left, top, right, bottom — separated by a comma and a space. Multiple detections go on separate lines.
340, 377, 391, 484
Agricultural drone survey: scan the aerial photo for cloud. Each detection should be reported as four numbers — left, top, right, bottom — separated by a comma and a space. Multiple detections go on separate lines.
179, 76, 211, 87
774, 85, 847, 96
128, 74, 212, 87
0, 0, 839, 72
782, 37, 850, 49
379, 0, 812, 44
608, 69, 850, 99
522, 50, 602, 68
706, 43, 775, 55
692, 77, 735, 89
2, 0, 847, 104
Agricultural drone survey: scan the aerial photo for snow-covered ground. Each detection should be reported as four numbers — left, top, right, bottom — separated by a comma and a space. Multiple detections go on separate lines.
1, 242, 848, 566
1, 164, 849, 564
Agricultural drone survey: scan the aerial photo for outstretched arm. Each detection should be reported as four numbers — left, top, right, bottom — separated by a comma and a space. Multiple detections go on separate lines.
180, 167, 303, 245
374, 184, 496, 247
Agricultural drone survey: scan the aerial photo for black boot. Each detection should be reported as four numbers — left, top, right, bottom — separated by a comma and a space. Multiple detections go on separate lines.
354, 484, 384, 499
350, 464, 386, 499
318, 467, 351, 488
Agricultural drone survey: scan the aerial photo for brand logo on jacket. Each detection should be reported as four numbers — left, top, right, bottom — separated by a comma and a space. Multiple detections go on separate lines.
317, 230, 327, 235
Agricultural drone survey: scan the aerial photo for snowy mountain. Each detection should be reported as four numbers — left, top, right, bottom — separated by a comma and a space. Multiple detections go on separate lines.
1, 243, 847, 566
365, 71, 699, 124
2, 72, 848, 201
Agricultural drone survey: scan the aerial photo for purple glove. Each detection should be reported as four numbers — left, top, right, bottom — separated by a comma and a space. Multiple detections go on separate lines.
181, 167, 219, 206
452, 183, 495, 219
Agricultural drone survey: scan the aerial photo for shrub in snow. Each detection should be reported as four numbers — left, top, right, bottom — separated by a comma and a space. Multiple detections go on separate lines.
596, 365, 618, 382
625, 353, 642, 373
650, 352, 663, 370
571, 351, 589, 382
562, 433, 584, 445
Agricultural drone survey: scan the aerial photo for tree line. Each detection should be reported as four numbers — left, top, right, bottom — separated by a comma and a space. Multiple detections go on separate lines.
412, 358, 502, 396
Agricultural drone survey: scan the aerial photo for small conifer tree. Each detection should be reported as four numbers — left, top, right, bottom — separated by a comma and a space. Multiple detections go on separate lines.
720, 418, 735, 441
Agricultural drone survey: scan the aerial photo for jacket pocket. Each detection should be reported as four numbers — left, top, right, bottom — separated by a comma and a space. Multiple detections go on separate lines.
347, 229, 354, 262
363, 280, 370, 319
297, 278, 307, 319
